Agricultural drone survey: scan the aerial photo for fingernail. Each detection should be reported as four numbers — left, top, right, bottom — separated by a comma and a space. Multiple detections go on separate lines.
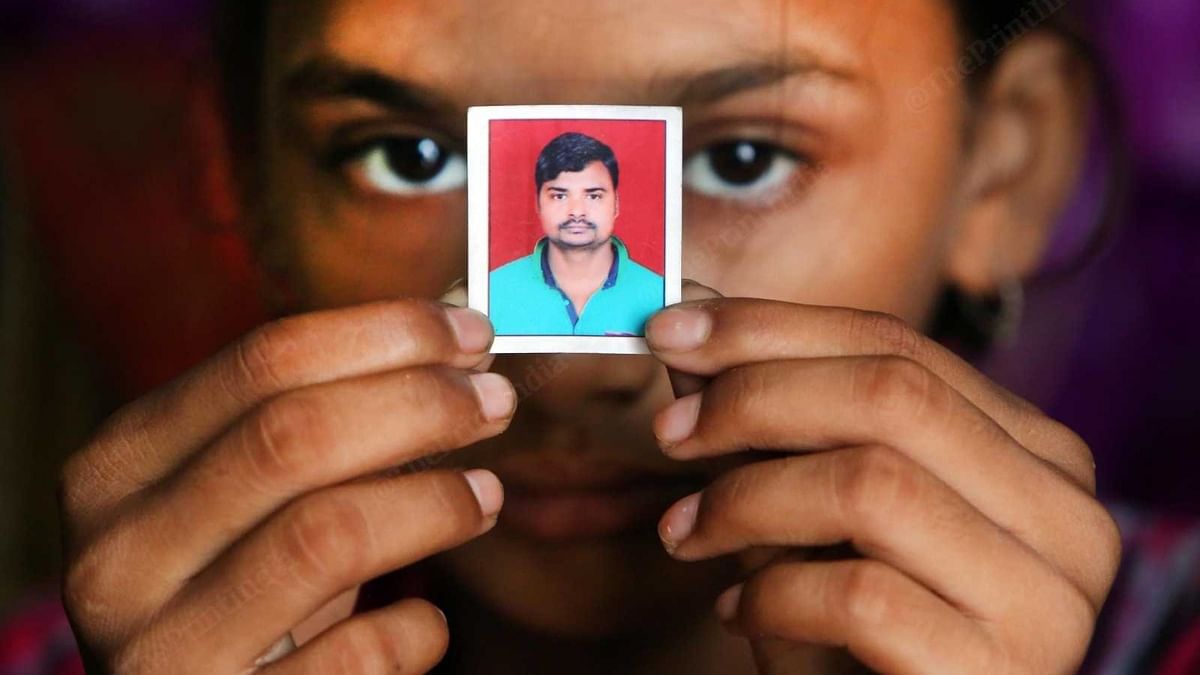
656, 393, 702, 446
462, 469, 504, 519
681, 279, 723, 302
447, 307, 494, 354
438, 278, 467, 307
715, 583, 744, 622
254, 634, 297, 666
468, 373, 516, 421
648, 308, 712, 352
435, 606, 448, 625
659, 492, 701, 552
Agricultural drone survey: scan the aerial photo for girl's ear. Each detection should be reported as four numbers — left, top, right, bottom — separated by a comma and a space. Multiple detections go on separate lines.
944, 31, 1093, 295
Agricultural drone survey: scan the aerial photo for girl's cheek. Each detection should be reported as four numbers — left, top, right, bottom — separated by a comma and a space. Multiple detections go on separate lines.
287, 194, 469, 309
682, 192, 834, 303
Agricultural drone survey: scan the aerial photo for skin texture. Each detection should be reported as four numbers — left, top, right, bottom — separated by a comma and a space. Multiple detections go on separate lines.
538, 161, 619, 314
58, 1, 1115, 674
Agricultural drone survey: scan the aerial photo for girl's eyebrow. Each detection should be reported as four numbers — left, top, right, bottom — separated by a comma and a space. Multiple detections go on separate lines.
668, 59, 861, 107
282, 53, 861, 115
283, 56, 455, 115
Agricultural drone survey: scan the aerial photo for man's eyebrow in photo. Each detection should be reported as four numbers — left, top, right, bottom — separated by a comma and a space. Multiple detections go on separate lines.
545, 186, 610, 194
283, 56, 457, 116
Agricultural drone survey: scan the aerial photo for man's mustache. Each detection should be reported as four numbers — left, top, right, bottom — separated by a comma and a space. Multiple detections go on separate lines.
558, 219, 597, 230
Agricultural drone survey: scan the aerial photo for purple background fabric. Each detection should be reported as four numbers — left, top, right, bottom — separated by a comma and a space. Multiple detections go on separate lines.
985, 0, 1200, 514
2, 0, 1197, 512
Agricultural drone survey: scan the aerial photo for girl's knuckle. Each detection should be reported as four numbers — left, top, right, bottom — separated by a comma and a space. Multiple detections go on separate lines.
834, 446, 921, 533
234, 319, 304, 393
63, 551, 108, 629
244, 393, 330, 490
852, 357, 925, 415
1094, 507, 1124, 586
280, 496, 372, 588
850, 310, 926, 362
58, 452, 97, 523
837, 561, 898, 628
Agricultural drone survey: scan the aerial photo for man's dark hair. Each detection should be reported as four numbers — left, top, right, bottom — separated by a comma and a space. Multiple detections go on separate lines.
534, 133, 620, 194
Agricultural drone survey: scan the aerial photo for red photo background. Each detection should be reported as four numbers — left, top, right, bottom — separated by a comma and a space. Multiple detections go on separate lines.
488, 119, 666, 275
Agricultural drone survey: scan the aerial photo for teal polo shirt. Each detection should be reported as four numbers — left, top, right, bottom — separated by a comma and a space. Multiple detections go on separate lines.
490, 236, 665, 336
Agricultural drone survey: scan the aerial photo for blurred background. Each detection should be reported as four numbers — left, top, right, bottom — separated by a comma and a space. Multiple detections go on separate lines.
0, 0, 1197, 615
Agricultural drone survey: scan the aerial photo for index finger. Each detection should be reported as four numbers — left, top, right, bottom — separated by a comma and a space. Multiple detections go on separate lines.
65, 296, 495, 514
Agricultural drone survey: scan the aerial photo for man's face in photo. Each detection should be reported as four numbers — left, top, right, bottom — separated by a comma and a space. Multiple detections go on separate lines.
537, 160, 619, 250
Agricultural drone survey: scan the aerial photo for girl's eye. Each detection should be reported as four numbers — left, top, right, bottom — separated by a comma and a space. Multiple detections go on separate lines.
683, 140, 800, 201
349, 137, 466, 196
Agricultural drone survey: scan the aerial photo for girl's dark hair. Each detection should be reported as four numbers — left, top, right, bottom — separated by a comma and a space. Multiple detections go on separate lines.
212, 1, 1124, 352
212, 0, 268, 160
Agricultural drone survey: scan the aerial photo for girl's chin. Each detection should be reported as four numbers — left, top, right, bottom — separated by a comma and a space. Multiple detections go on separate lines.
437, 530, 738, 640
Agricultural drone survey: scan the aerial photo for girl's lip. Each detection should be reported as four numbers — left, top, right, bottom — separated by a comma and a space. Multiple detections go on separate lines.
498, 479, 702, 541
491, 452, 707, 490
480, 444, 777, 541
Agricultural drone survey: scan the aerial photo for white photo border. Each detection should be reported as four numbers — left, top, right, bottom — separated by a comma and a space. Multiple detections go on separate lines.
468, 105, 683, 355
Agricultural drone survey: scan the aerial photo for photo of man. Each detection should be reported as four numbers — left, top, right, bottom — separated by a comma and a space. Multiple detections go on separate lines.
489, 132, 665, 336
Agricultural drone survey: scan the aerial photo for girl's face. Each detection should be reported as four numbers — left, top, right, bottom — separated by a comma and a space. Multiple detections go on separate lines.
256, 0, 1023, 639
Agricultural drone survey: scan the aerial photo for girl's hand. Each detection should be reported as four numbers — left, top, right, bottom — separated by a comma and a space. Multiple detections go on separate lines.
646, 284, 1121, 675
60, 296, 515, 674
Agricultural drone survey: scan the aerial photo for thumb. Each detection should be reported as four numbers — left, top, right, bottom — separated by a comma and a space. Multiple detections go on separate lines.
438, 278, 496, 373
664, 279, 724, 398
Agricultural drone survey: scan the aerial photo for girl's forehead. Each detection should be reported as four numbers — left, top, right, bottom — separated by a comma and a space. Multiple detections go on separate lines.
267, 0, 957, 107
